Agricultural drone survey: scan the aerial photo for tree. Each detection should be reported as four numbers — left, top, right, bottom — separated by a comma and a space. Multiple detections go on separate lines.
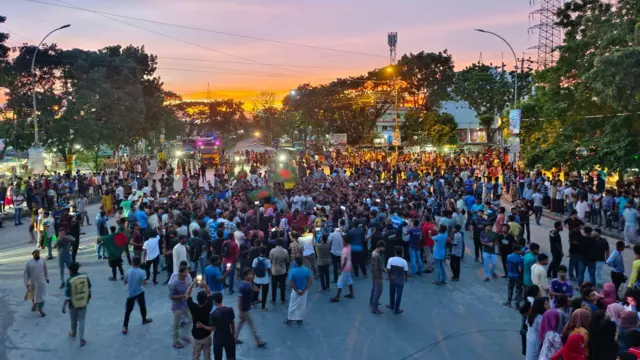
453, 63, 511, 142
396, 51, 456, 112
522, 0, 640, 174
401, 110, 458, 146
0, 15, 10, 87
4, 43, 180, 161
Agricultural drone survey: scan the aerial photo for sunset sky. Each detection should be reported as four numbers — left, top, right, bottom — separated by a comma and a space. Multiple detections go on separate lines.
2, 0, 539, 103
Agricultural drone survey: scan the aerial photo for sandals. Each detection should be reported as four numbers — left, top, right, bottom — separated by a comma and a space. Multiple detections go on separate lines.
283, 319, 292, 326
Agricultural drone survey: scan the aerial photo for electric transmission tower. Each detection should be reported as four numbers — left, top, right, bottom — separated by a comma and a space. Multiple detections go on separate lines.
529, 0, 563, 70
387, 32, 397, 66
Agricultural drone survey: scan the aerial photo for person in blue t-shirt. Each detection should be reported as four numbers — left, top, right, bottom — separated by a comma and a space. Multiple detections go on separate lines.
432, 225, 448, 285
136, 203, 148, 231
286, 256, 312, 325
408, 220, 423, 276
504, 245, 524, 308
204, 255, 229, 294
122, 257, 153, 335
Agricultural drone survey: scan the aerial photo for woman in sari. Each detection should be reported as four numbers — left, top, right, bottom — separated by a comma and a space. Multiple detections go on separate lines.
539, 309, 563, 360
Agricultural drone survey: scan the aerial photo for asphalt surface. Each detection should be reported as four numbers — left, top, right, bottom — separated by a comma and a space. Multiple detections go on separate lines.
0, 168, 636, 360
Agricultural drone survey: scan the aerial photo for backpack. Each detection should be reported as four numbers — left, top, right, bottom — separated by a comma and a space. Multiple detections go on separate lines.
254, 257, 267, 277
69, 274, 90, 308
221, 240, 231, 258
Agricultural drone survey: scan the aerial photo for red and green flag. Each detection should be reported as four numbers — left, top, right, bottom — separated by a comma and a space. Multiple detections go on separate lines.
248, 186, 273, 201
271, 165, 297, 183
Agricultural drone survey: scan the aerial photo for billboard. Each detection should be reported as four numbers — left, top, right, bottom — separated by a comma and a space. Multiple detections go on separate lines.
329, 133, 347, 145
509, 109, 521, 134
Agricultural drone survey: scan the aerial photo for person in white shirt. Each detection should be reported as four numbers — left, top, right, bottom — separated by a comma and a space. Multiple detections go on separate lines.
328, 227, 344, 283
115, 185, 124, 202
172, 235, 189, 272
531, 253, 550, 294
532, 189, 545, 225
142, 233, 161, 284
147, 209, 160, 231
575, 199, 589, 221
129, 178, 138, 192
233, 223, 246, 246
188, 218, 200, 236
300, 232, 319, 279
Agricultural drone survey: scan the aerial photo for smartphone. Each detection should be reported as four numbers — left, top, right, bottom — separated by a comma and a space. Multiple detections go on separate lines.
226, 263, 231, 270
254, 201, 259, 205
196, 274, 203, 283
376, 199, 381, 203
340, 206, 346, 210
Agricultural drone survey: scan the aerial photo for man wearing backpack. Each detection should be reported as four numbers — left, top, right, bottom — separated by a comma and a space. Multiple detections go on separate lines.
62, 262, 91, 347
252, 247, 271, 311
221, 233, 239, 295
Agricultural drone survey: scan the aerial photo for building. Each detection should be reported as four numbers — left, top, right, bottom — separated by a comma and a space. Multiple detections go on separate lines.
438, 100, 488, 144
374, 102, 490, 145
375, 106, 410, 132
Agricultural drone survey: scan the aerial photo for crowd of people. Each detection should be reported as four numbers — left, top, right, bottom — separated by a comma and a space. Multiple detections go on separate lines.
15, 146, 640, 359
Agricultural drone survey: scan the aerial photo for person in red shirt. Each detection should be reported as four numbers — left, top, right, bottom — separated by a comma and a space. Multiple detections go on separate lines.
421, 215, 436, 273
221, 233, 240, 295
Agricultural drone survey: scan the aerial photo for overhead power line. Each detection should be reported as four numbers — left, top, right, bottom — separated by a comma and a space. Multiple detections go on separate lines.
46, 0, 316, 76
24, 0, 387, 59
158, 56, 366, 71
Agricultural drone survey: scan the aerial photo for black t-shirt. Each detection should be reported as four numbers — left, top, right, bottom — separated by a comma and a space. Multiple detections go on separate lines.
595, 237, 610, 262
568, 229, 581, 255
578, 234, 597, 262
210, 306, 236, 344
549, 230, 563, 255
564, 217, 584, 232
238, 282, 253, 312
187, 296, 214, 340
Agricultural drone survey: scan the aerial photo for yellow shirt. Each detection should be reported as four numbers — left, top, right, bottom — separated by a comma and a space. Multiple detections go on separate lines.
628, 259, 640, 288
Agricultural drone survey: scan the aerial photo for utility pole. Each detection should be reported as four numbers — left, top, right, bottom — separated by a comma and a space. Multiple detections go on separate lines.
387, 32, 399, 157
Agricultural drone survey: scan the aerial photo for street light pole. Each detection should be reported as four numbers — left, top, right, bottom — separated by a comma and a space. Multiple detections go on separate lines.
475, 29, 518, 109
31, 24, 71, 146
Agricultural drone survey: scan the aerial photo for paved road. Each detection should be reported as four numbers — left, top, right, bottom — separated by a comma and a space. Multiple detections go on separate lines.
0, 174, 636, 360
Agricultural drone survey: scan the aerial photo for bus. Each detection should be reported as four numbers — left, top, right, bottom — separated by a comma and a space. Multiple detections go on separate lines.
196, 138, 220, 167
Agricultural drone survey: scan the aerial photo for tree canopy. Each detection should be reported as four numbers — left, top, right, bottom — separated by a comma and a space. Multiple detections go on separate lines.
521, 0, 640, 174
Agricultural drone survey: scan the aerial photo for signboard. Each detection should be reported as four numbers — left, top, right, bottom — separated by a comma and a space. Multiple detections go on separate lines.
392, 131, 401, 146
66, 154, 74, 172
329, 133, 347, 146
509, 109, 521, 134
98, 145, 113, 157
28, 147, 45, 175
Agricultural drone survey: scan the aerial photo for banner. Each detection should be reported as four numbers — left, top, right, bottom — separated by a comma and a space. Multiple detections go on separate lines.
509, 109, 521, 134
28, 147, 45, 175
329, 133, 347, 146
392, 131, 401, 146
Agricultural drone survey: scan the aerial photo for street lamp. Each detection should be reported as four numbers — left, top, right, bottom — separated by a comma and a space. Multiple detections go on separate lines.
31, 24, 71, 146
290, 90, 296, 96
254, 131, 261, 138
474, 29, 518, 108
